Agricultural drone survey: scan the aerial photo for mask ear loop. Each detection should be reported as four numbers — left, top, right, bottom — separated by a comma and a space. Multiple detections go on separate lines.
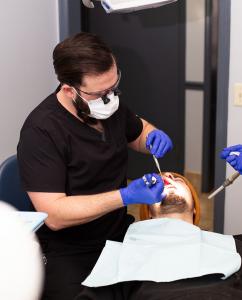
71, 87, 97, 125
72, 87, 90, 114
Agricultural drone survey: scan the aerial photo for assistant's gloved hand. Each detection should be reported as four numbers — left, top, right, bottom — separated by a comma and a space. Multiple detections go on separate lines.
146, 129, 173, 158
120, 173, 165, 206
220, 144, 242, 174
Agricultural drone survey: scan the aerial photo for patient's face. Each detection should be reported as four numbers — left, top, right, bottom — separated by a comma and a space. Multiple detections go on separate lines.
149, 173, 194, 218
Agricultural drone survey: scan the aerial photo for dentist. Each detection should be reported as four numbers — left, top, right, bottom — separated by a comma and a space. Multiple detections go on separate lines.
17, 32, 172, 300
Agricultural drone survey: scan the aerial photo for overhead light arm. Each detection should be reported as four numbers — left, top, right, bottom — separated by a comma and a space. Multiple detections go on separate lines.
82, 0, 178, 13
82, 0, 95, 9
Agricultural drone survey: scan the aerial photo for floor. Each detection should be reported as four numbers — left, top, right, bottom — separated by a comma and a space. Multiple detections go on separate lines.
127, 172, 214, 231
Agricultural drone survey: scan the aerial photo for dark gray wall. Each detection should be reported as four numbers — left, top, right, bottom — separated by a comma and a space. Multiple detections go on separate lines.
58, 0, 81, 41
83, 1, 185, 178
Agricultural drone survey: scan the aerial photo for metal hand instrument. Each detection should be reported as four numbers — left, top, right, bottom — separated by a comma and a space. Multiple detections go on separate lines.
149, 144, 161, 174
208, 171, 240, 199
150, 155, 180, 189
152, 155, 161, 174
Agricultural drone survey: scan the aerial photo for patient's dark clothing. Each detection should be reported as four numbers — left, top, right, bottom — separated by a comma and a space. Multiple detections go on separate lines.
75, 236, 242, 300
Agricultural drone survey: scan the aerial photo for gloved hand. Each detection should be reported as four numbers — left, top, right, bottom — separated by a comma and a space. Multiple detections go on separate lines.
120, 173, 165, 206
146, 129, 173, 158
220, 144, 242, 174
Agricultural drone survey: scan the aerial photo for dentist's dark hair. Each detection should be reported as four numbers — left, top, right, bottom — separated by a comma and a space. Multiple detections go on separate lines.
53, 32, 117, 125
53, 32, 116, 87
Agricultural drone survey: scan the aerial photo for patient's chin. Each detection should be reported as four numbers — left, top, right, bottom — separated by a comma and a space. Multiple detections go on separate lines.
162, 192, 186, 206
160, 192, 190, 214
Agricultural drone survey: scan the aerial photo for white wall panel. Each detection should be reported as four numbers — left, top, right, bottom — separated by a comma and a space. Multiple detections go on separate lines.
0, 0, 59, 162
185, 90, 204, 174
186, 0, 205, 82
224, 0, 242, 234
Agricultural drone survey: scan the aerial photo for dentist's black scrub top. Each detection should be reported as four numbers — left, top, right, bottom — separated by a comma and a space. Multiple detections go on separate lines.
17, 91, 143, 245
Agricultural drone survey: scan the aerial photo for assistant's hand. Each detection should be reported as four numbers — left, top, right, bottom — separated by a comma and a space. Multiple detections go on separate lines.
120, 173, 165, 206
220, 144, 242, 174
146, 129, 173, 158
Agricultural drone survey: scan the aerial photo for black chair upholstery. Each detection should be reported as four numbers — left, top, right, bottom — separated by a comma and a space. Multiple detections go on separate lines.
0, 155, 33, 211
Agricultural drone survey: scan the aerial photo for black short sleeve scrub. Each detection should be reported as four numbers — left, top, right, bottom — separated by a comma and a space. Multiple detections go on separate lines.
17, 91, 143, 300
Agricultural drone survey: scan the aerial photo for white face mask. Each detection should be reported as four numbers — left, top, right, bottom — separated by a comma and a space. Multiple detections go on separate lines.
73, 88, 119, 120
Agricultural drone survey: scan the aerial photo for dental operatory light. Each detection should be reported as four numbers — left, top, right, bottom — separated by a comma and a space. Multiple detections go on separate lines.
82, 0, 178, 13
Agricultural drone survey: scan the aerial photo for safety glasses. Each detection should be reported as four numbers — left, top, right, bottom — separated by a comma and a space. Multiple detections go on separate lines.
77, 69, 121, 98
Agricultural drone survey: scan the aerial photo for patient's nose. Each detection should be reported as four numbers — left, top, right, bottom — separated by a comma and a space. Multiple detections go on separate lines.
163, 172, 175, 180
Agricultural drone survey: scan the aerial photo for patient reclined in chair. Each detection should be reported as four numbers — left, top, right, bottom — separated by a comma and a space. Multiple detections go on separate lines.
76, 173, 242, 300
139, 172, 200, 225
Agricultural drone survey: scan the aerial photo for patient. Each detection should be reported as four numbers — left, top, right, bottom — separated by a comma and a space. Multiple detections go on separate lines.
76, 173, 242, 300
140, 172, 200, 225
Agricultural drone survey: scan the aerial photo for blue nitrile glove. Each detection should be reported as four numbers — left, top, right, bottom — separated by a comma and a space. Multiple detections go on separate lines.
146, 129, 173, 158
120, 173, 166, 206
220, 144, 242, 174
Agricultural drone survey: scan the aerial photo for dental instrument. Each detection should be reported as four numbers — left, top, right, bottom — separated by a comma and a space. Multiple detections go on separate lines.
151, 156, 179, 188
208, 171, 240, 199
149, 143, 162, 174
142, 175, 157, 186
208, 151, 241, 199
149, 144, 179, 189
153, 155, 162, 174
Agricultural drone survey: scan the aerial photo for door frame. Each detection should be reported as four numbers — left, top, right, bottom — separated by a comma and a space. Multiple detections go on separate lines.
213, 0, 231, 233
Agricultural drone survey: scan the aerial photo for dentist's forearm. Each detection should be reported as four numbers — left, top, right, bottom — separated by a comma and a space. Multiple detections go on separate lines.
128, 118, 156, 153
28, 190, 124, 231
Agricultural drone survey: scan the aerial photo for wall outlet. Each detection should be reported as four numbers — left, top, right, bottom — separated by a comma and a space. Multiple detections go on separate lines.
234, 83, 242, 106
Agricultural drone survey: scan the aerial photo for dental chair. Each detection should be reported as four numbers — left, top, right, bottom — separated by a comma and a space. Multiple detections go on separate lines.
139, 172, 201, 225
0, 155, 33, 211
